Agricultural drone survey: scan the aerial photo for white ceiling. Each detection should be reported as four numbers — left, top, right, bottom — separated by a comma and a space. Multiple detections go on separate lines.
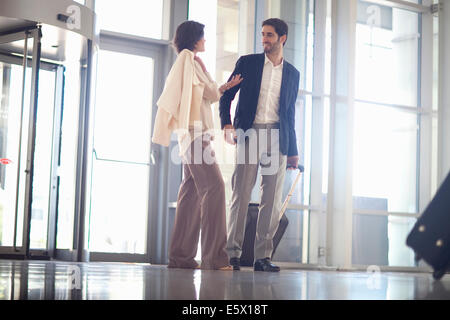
0, 15, 88, 63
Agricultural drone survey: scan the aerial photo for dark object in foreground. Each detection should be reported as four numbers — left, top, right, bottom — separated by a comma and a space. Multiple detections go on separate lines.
406, 171, 450, 280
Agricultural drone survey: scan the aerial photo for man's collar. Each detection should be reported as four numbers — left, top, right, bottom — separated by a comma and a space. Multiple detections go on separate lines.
264, 53, 284, 67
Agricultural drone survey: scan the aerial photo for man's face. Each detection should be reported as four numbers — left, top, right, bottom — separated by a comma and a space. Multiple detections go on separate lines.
261, 25, 285, 54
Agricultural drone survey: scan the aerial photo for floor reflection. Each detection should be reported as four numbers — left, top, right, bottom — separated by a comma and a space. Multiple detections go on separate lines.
0, 260, 449, 300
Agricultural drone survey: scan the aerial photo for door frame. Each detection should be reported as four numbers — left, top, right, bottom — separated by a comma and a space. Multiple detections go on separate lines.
0, 27, 65, 260
85, 30, 171, 263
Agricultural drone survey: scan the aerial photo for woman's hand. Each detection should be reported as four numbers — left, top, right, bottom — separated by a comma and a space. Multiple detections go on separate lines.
219, 74, 243, 94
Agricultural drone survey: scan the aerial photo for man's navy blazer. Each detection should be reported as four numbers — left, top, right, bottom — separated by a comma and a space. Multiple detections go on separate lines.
219, 53, 300, 157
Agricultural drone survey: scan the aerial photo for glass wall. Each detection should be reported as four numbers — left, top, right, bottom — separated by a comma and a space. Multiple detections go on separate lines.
352, 0, 422, 267
188, 0, 315, 264
187, 0, 437, 269
75, 0, 438, 270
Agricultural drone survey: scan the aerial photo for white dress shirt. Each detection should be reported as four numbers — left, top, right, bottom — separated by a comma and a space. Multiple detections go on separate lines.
254, 54, 284, 124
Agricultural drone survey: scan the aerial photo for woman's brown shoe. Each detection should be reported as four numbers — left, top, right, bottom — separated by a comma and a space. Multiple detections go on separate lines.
218, 265, 233, 271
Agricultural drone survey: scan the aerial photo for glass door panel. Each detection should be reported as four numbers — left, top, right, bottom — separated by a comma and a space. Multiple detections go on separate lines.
93, 51, 153, 163
0, 61, 31, 248
89, 161, 149, 253
56, 54, 84, 251
355, 3, 420, 106
0, 29, 64, 258
29, 69, 57, 249
89, 49, 154, 256
353, 102, 418, 213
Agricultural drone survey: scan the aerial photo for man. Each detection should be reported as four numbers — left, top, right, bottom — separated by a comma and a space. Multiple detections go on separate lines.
219, 18, 300, 272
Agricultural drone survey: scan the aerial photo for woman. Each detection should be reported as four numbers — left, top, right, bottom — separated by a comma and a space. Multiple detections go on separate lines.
152, 20, 242, 270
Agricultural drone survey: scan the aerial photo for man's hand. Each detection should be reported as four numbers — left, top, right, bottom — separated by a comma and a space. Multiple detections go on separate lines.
287, 155, 299, 170
223, 124, 236, 145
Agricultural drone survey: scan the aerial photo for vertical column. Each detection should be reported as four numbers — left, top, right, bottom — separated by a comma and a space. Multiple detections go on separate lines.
419, 0, 434, 212
76, 38, 95, 262
23, 28, 42, 258
308, 0, 327, 265
438, 0, 450, 183
162, 0, 172, 40
325, 0, 357, 269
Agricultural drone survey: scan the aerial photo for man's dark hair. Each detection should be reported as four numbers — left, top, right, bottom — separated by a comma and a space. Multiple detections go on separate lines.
172, 20, 205, 53
262, 18, 288, 46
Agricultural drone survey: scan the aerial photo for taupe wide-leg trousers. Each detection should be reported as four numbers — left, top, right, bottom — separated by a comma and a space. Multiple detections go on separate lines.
168, 138, 229, 270
226, 123, 287, 262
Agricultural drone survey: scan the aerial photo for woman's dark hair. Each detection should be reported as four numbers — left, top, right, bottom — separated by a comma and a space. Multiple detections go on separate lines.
172, 20, 205, 53
262, 18, 288, 46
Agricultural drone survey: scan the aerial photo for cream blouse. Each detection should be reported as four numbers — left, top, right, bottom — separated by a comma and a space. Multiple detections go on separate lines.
152, 49, 204, 155
152, 49, 221, 155
190, 59, 221, 139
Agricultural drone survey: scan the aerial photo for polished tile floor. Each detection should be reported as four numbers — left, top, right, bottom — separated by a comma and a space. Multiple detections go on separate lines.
0, 259, 449, 300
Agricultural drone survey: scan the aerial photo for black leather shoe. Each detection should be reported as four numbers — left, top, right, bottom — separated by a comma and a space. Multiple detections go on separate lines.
230, 257, 240, 271
254, 258, 280, 272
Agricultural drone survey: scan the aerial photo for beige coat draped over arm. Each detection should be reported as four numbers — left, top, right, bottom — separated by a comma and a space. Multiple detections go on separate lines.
151, 49, 205, 155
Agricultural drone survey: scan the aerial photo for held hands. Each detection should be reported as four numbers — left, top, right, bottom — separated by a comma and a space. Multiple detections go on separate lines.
219, 74, 243, 94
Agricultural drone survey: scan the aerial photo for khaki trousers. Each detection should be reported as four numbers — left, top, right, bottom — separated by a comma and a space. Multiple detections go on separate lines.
168, 138, 229, 270
226, 123, 287, 262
